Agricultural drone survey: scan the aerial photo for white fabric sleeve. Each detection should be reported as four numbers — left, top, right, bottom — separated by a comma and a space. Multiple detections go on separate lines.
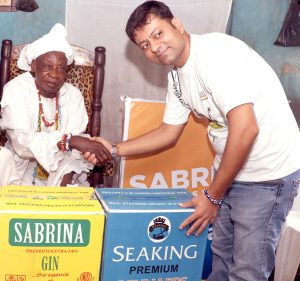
0, 81, 63, 171
47, 149, 93, 186
58, 84, 89, 135
163, 72, 190, 125
0, 147, 21, 186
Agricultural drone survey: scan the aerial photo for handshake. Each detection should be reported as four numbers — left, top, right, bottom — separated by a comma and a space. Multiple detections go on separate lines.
61, 135, 114, 167
82, 136, 114, 166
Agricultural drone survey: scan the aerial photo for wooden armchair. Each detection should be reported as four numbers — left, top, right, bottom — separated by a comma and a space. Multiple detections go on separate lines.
0, 39, 112, 187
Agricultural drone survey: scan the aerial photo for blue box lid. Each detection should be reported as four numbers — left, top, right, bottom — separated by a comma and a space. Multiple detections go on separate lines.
95, 188, 194, 213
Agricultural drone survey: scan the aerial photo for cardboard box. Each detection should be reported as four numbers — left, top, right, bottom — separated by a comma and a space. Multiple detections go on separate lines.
0, 185, 95, 200
96, 188, 208, 281
202, 225, 213, 280
0, 186, 105, 281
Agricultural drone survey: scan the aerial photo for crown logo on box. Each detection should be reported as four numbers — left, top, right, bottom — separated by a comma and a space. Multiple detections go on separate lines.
153, 217, 166, 224
148, 216, 171, 242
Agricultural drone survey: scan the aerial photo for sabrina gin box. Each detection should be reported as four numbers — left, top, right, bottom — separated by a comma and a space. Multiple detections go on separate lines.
95, 188, 208, 281
0, 186, 105, 281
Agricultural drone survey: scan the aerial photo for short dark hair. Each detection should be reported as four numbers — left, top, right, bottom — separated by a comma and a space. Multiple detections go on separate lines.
125, 0, 174, 43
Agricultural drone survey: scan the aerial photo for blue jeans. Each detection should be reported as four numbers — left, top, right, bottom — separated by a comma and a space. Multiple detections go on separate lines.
207, 169, 300, 281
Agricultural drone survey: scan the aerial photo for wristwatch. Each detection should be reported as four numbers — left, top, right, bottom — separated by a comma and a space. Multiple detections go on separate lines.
111, 144, 118, 159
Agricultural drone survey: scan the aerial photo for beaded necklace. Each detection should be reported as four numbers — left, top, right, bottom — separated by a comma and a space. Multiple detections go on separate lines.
37, 85, 59, 130
32, 83, 59, 185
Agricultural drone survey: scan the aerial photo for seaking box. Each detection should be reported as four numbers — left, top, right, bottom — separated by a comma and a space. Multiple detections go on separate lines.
0, 186, 105, 281
96, 188, 208, 281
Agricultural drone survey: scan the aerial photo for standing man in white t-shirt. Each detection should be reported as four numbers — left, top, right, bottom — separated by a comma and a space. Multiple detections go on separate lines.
86, 1, 300, 280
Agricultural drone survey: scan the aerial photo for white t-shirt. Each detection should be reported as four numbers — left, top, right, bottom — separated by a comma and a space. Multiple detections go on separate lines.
163, 33, 300, 181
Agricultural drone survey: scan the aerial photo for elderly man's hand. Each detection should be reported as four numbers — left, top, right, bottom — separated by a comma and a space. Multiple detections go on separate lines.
70, 136, 112, 165
83, 137, 113, 166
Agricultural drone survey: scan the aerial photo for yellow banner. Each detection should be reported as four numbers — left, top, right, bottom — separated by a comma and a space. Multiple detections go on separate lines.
120, 98, 215, 193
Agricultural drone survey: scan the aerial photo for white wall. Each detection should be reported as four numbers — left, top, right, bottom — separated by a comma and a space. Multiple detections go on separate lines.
66, 0, 232, 143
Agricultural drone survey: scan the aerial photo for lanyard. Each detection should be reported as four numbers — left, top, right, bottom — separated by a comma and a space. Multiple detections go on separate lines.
171, 69, 213, 120
171, 70, 223, 143
171, 70, 191, 110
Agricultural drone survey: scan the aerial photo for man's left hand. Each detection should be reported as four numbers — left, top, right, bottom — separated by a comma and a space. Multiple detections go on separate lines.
179, 191, 219, 236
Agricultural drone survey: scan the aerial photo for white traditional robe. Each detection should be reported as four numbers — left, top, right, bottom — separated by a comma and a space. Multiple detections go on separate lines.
0, 72, 93, 186
0, 146, 20, 186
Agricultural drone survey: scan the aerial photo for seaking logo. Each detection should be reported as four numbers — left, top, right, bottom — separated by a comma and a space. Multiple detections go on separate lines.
9, 219, 90, 247
148, 216, 171, 243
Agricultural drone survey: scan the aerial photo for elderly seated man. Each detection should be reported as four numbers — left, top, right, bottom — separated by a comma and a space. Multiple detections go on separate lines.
0, 23, 111, 186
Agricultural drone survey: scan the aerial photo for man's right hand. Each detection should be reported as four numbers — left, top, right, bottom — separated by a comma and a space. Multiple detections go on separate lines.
83, 137, 112, 166
70, 136, 112, 165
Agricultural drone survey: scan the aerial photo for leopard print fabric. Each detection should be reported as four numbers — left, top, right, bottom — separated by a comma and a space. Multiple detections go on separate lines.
65, 65, 94, 120
9, 59, 94, 133
10, 59, 25, 79
65, 65, 94, 132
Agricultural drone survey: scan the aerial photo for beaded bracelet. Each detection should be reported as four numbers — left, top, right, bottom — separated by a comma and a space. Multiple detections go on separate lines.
60, 133, 72, 152
65, 133, 72, 151
202, 189, 223, 208
60, 134, 67, 152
